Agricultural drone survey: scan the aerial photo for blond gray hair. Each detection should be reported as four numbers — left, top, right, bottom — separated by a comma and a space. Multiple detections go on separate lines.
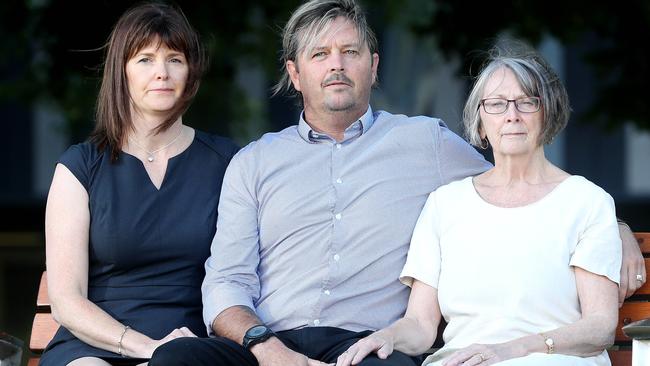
463, 39, 571, 146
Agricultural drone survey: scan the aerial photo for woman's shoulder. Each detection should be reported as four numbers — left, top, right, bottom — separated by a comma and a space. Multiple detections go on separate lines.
57, 140, 105, 191
193, 130, 240, 162
435, 176, 474, 196
563, 175, 613, 201
427, 176, 475, 209
547, 176, 616, 219
59, 140, 103, 168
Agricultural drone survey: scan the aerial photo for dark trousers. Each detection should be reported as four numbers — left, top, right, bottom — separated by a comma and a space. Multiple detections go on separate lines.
149, 326, 422, 366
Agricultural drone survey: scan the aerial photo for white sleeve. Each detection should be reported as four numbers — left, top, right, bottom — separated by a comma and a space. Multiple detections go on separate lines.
569, 188, 622, 284
400, 190, 442, 289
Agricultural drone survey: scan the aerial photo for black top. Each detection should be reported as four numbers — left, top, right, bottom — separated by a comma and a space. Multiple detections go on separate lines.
40, 130, 238, 365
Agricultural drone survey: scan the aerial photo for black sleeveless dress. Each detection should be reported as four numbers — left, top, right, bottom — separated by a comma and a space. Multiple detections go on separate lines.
40, 130, 238, 365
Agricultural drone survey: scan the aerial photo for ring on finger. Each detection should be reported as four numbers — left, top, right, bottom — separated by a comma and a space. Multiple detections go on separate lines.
637, 274, 644, 282
476, 353, 485, 363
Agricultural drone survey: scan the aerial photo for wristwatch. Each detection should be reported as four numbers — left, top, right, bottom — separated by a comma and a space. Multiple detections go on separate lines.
243, 325, 275, 349
540, 333, 554, 354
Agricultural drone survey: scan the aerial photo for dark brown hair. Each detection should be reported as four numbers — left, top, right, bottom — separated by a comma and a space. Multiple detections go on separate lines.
91, 2, 206, 160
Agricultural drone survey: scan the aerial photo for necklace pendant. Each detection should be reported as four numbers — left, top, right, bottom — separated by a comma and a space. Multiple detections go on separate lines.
129, 126, 184, 164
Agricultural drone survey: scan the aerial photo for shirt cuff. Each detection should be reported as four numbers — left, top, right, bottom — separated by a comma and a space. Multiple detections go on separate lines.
202, 285, 256, 336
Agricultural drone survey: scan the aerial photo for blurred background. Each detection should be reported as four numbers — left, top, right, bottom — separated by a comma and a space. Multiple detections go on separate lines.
1, 0, 649, 363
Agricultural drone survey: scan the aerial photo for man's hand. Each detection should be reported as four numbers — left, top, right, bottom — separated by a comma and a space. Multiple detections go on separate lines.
251, 337, 331, 366
619, 223, 646, 306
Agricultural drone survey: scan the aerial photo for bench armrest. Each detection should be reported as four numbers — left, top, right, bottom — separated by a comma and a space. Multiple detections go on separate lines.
623, 318, 650, 340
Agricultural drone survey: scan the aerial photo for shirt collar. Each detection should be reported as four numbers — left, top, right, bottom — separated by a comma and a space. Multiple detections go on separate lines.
297, 106, 374, 143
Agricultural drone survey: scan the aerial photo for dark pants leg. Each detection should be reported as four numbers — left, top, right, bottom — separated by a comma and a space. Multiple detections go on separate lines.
149, 327, 422, 366
149, 336, 258, 366
286, 327, 422, 366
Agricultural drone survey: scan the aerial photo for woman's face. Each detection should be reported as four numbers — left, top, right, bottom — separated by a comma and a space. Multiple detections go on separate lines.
125, 40, 188, 120
479, 67, 544, 157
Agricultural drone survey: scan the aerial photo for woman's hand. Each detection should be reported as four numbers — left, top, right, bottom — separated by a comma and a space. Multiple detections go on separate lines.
335, 332, 394, 366
618, 223, 646, 305
335, 280, 441, 366
442, 343, 518, 366
141, 327, 197, 358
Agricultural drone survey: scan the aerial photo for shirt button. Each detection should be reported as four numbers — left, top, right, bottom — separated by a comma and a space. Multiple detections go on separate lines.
333, 254, 340, 261
336, 144, 342, 150
335, 213, 341, 220
324, 290, 331, 296
336, 178, 342, 184
314, 319, 320, 326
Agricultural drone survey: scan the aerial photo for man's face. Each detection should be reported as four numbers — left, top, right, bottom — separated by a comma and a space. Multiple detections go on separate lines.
287, 17, 378, 120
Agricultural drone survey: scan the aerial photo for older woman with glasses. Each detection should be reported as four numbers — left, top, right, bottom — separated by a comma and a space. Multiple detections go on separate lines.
336, 40, 621, 366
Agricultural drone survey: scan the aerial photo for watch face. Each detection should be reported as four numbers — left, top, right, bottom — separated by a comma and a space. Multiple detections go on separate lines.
249, 325, 268, 337
243, 325, 274, 349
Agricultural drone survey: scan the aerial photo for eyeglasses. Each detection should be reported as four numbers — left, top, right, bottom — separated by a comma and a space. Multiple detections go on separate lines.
479, 97, 541, 114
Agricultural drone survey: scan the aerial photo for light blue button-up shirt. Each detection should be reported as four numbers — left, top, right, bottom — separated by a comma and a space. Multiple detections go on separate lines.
202, 107, 491, 334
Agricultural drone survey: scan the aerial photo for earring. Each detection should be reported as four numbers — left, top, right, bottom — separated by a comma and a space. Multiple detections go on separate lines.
479, 138, 489, 150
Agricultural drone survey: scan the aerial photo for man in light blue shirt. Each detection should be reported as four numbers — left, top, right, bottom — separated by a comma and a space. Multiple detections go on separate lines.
203, 105, 489, 337
151, 2, 487, 366
150, 1, 641, 365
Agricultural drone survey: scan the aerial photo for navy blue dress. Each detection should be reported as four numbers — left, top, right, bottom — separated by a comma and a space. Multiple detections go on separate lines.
40, 130, 238, 365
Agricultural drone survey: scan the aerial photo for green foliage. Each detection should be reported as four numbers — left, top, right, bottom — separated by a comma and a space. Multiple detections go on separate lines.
1, 0, 301, 141
2, 0, 649, 139
386, 0, 650, 131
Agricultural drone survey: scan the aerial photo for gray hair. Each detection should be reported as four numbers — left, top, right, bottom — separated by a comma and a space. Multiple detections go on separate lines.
463, 39, 571, 147
272, 0, 378, 98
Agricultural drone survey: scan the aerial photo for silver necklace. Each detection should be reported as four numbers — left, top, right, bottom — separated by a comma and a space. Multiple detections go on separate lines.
129, 127, 184, 162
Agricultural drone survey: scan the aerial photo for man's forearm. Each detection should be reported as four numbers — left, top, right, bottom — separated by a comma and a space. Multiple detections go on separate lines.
213, 305, 312, 365
212, 305, 263, 344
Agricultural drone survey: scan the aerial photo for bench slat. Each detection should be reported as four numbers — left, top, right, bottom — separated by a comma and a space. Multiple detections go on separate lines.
30, 313, 59, 353
637, 232, 650, 253
36, 271, 50, 311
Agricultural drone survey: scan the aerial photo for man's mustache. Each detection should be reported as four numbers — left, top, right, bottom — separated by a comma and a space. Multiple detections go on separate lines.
322, 73, 354, 87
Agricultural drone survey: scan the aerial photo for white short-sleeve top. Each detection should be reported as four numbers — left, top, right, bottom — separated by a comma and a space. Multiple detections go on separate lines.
401, 175, 621, 365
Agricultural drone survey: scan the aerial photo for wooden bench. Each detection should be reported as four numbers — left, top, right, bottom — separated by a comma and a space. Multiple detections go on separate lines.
609, 232, 650, 365
28, 233, 650, 365
28, 271, 56, 366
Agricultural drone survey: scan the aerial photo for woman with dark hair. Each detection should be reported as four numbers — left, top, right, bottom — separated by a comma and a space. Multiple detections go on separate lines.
40, 3, 238, 365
